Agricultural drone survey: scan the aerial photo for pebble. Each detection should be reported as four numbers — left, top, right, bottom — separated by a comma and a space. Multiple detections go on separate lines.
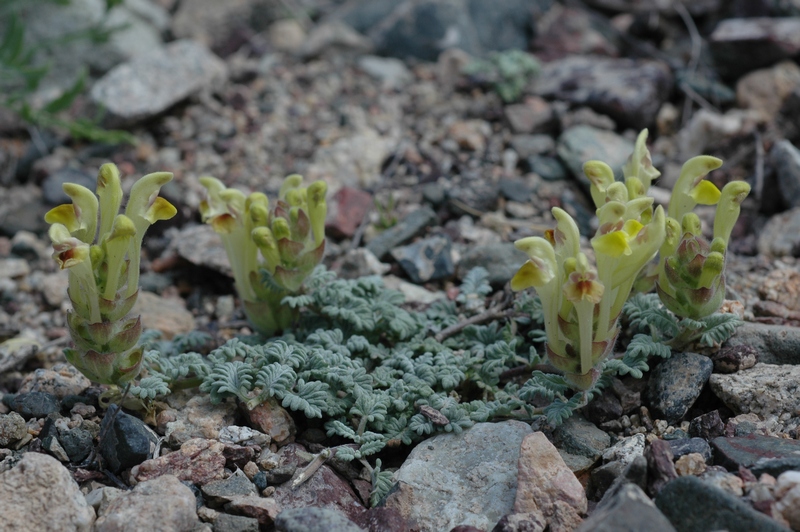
553, 414, 611, 473
0, 452, 95, 531
577, 483, 675, 532
709, 364, 800, 420
18, 363, 92, 399
645, 439, 678, 496
95, 474, 201, 532
201, 473, 258, 507
218, 425, 270, 447
133, 437, 226, 486
0, 412, 27, 446
737, 61, 800, 122
242, 397, 296, 446
0, 258, 31, 280
674, 453, 707, 476
325, 186, 373, 239
366, 206, 438, 260
557, 125, 634, 189
332, 248, 391, 280
724, 322, 800, 364
274, 507, 363, 532
667, 437, 712, 463
770, 140, 800, 210
503, 96, 556, 134
132, 291, 196, 340
41, 167, 96, 205
391, 235, 454, 284
533, 56, 672, 129
308, 127, 391, 189
601, 433, 645, 466
384, 421, 532, 531
357, 55, 413, 89
91, 39, 228, 124
100, 404, 158, 473
162, 393, 237, 445
712, 434, 800, 477
646, 352, 713, 424
9, 391, 60, 420
655, 475, 787, 532
456, 242, 528, 285
774, 471, 800, 530
710, 345, 758, 374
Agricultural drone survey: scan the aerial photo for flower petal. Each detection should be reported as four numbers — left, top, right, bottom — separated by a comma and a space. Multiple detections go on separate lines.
689, 180, 721, 205
510, 259, 553, 291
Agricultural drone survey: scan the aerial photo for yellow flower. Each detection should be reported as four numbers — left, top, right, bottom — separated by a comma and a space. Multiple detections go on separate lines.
563, 268, 604, 304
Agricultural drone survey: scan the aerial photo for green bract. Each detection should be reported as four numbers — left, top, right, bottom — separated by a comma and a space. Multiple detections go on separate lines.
199, 174, 327, 337
45, 163, 177, 385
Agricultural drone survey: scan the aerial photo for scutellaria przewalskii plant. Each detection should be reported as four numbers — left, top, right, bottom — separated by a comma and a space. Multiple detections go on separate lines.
45, 163, 177, 386
510, 129, 749, 392
199, 175, 327, 337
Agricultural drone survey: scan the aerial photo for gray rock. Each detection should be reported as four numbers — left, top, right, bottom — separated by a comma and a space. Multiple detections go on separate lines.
0, 412, 27, 447
201, 474, 258, 507
349, 0, 544, 62
173, 224, 231, 275
19, 363, 92, 399
601, 433, 646, 466
710, 364, 800, 420
510, 134, 556, 158
367, 206, 438, 260
10, 392, 60, 420
646, 352, 713, 423
578, 483, 676, 532
533, 56, 673, 129
710, 17, 800, 80
214, 513, 260, 532
100, 404, 158, 473
498, 178, 533, 202
525, 155, 568, 181
761, 206, 800, 257
357, 55, 413, 89
666, 437, 712, 463
553, 414, 611, 473
384, 420, 531, 531
59, 427, 94, 463
457, 242, 528, 285
724, 322, 800, 364
91, 39, 228, 124
0, 185, 50, 236
391, 235, 454, 283
712, 434, 800, 478
274, 507, 362, 532
41, 168, 96, 205
172, 0, 259, 51
0, 258, 31, 280
655, 475, 788, 532
770, 140, 800, 208
557, 125, 634, 189
95, 474, 201, 532
0, 452, 95, 531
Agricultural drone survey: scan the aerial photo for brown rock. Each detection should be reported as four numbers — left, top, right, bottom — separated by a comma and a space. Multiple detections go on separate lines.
758, 267, 800, 311
133, 438, 226, 485
243, 398, 296, 445
18, 362, 92, 399
710, 345, 758, 374
645, 439, 678, 496
132, 291, 195, 339
675, 453, 708, 476
532, 4, 618, 61
448, 120, 489, 152
223, 443, 257, 469
736, 61, 800, 121
326, 186, 373, 238
515, 432, 587, 529
163, 393, 237, 445
352, 507, 413, 532
225, 495, 282, 526
504, 96, 556, 134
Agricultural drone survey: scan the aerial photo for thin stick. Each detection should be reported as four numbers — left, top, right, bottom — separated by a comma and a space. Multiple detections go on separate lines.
434, 305, 511, 343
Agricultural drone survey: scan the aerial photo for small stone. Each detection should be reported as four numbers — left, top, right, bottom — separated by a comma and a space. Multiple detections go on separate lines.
10, 392, 60, 420
774, 471, 800, 530
100, 404, 157, 473
655, 475, 787, 532
133, 438, 226, 486
243, 398, 296, 446
0, 452, 95, 531
274, 507, 362, 532
252, 471, 268, 492
504, 96, 556, 134
456, 242, 528, 285
0, 412, 27, 446
218, 426, 270, 447
41, 167, 95, 205
214, 512, 260, 532
448, 120, 489, 152
18, 363, 92, 399
366, 206, 438, 260
357, 55, 413, 89
601, 433, 646, 466
700, 468, 744, 497
133, 291, 196, 340
737, 61, 800, 122
201, 474, 258, 507
646, 352, 713, 423
557, 125, 634, 189
268, 19, 307, 52
675, 453, 707, 476
332, 248, 391, 280
59, 427, 93, 463
666, 438, 712, 463
524, 155, 568, 181
577, 483, 675, 532
243, 461, 259, 480
326, 187, 373, 239
711, 345, 758, 374
164, 392, 237, 445
510, 134, 556, 158
709, 364, 800, 420
689, 410, 725, 440
308, 127, 390, 189
553, 414, 611, 474
0, 258, 30, 279
225, 495, 282, 527
710, 17, 800, 79
391, 235, 454, 284
645, 439, 678, 496
758, 266, 800, 310
758, 206, 800, 258
264, 463, 297, 486
95, 474, 200, 532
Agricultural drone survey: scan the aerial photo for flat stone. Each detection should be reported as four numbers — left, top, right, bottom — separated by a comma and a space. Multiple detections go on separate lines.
601, 433, 646, 466
0, 452, 95, 531
95, 474, 200, 532
384, 421, 532, 531
666, 438, 712, 463
133, 437, 226, 486
577, 483, 675, 532
274, 507, 363, 532
557, 125, 634, 189
326, 186, 373, 239
553, 414, 610, 473
646, 352, 713, 423
132, 291, 196, 340
18, 363, 92, 399
533, 56, 672, 129
213, 513, 260, 532
162, 393, 238, 445
367, 206, 438, 260
770, 140, 800, 209
655, 475, 788, 532
710, 17, 800, 79
456, 242, 528, 285
202, 474, 257, 507
711, 434, 800, 477
91, 39, 227, 124
173, 224, 231, 275
10, 391, 60, 420
724, 321, 800, 364
391, 235, 454, 284
709, 364, 800, 420
515, 431, 587, 531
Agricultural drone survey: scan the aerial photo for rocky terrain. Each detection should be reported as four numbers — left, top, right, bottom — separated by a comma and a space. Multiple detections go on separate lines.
2, 0, 800, 531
